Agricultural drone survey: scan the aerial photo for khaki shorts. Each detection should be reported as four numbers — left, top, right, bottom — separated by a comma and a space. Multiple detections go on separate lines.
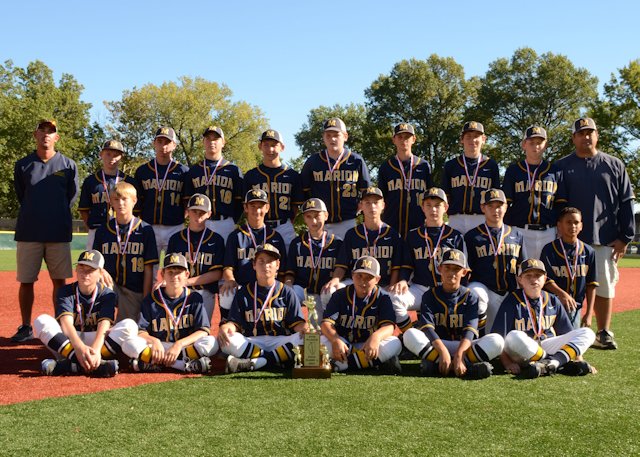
16, 242, 72, 283
593, 244, 619, 299
114, 284, 144, 323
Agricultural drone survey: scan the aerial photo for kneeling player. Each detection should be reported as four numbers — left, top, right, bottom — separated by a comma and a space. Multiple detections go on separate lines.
321, 256, 402, 373
492, 259, 596, 378
403, 249, 503, 379
218, 244, 308, 373
34, 250, 136, 377
123, 253, 218, 373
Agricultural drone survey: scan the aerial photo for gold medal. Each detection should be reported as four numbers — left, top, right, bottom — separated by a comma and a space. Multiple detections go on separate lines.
157, 195, 162, 203
428, 262, 433, 272
121, 256, 126, 269
348, 331, 353, 342
470, 188, 475, 200
493, 259, 498, 269
407, 194, 411, 204
253, 327, 258, 337
108, 207, 115, 219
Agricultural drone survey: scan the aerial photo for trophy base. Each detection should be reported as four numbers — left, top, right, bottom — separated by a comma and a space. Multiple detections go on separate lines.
292, 366, 332, 379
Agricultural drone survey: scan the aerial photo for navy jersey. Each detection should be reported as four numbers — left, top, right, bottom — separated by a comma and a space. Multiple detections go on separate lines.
377, 155, 432, 238
93, 218, 159, 293
465, 224, 525, 294
223, 224, 286, 286
167, 227, 225, 293
402, 224, 466, 287
491, 290, 574, 340
415, 286, 480, 342
139, 288, 209, 342
335, 223, 406, 287
441, 155, 500, 215
184, 159, 244, 222
134, 159, 188, 226
502, 160, 567, 227
55, 282, 116, 332
285, 231, 343, 294
78, 171, 137, 229
227, 281, 305, 336
244, 164, 305, 222
540, 239, 598, 307
322, 285, 396, 344
300, 148, 371, 223
14, 151, 78, 242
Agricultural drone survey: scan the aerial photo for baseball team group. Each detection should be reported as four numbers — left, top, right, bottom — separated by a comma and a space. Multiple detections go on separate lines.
10, 114, 634, 379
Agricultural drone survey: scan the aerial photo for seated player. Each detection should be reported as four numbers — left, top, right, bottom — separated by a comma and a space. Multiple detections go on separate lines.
491, 259, 596, 378
217, 244, 308, 373
166, 193, 225, 322
321, 256, 402, 373
403, 249, 504, 379
284, 198, 343, 319
541, 207, 597, 330
33, 250, 137, 377
122, 253, 218, 373
465, 188, 525, 333
219, 189, 286, 317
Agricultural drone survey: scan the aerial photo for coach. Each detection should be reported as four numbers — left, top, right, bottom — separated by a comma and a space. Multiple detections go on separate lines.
11, 119, 78, 342
556, 117, 635, 350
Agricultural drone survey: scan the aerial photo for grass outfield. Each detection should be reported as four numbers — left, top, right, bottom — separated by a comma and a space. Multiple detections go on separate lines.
1, 311, 638, 456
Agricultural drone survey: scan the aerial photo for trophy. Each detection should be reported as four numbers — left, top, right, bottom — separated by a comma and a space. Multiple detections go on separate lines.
292, 292, 332, 379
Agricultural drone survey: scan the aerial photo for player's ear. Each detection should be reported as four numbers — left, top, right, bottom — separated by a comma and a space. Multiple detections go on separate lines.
342, 132, 349, 142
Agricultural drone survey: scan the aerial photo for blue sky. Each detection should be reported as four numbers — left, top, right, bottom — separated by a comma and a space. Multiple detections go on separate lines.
3, 0, 638, 162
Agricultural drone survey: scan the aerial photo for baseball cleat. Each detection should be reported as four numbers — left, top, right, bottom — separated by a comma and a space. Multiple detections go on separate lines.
419, 359, 438, 377
185, 356, 211, 374
519, 359, 559, 378
11, 324, 33, 343
40, 359, 58, 376
41, 358, 73, 376
380, 355, 402, 375
463, 361, 493, 380
130, 358, 162, 373
592, 329, 617, 350
225, 355, 254, 374
558, 360, 593, 376
93, 360, 119, 378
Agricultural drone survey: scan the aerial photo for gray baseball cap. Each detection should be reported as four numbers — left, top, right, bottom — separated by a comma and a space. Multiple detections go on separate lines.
518, 258, 547, 276
101, 139, 125, 154
523, 125, 547, 140
462, 121, 485, 135
164, 253, 189, 270
352, 256, 381, 276
481, 188, 507, 205
302, 198, 328, 213
203, 125, 225, 139
323, 117, 347, 133
422, 187, 448, 203
188, 193, 212, 212
155, 127, 177, 142
245, 189, 269, 204
360, 187, 384, 200
77, 250, 105, 270
254, 243, 281, 260
572, 117, 597, 134
439, 249, 467, 268
394, 123, 415, 136
260, 129, 284, 145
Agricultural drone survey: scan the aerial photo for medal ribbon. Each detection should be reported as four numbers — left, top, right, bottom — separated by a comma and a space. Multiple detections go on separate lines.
362, 224, 383, 251
158, 289, 189, 335
559, 239, 581, 291
462, 154, 482, 188
395, 155, 414, 194
350, 286, 373, 333
153, 159, 174, 200
100, 170, 120, 209
246, 224, 267, 250
522, 291, 545, 340
325, 149, 347, 178
187, 228, 207, 267
424, 226, 446, 259
524, 161, 541, 195
75, 284, 99, 331
484, 224, 505, 261
308, 231, 327, 271
116, 218, 136, 255
203, 157, 223, 187
253, 282, 278, 335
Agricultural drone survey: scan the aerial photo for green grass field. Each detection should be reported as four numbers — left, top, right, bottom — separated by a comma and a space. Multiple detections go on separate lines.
1, 311, 639, 456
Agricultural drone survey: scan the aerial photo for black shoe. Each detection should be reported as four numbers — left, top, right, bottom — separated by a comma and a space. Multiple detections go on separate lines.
130, 359, 162, 373
93, 360, 119, 378
519, 359, 558, 379
463, 362, 493, 380
40, 358, 73, 376
592, 329, 618, 350
558, 361, 592, 376
12, 324, 33, 343
380, 355, 402, 374
185, 356, 211, 374
420, 359, 438, 377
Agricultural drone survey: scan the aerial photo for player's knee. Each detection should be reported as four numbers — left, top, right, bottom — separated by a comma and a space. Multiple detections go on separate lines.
195, 336, 219, 357
122, 336, 148, 359
402, 328, 427, 355
111, 319, 139, 340
504, 330, 537, 362
479, 333, 505, 360
379, 336, 402, 361
33, 314, 57, 340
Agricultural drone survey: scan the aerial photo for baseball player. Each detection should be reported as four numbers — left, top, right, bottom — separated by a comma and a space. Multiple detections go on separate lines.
284, 198, 343, 318
184, 126, 243, 241
33, 250, 137, 377
219, 189, 286, 317
78, 139, 137, 249
166, 194, 225, 322
321, 256, 402, 373
134, 127, 188, 262
218, 244, 308, 373
122, 253, 218, 373
441, 121, 500, 234
300, 118, 371, 240
377, 123, 432, 238
541, 207, 598, 329
502, 126, 566, 260
244, 129, 305, 249
491, 259, 596, 378
93, 182, 158, 322
465, 188, 526, 333
403, 249, 504, 379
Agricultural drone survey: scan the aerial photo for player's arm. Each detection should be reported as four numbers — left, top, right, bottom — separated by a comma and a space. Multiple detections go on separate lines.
543, 281, 577, 312
79, 210, 90, 229
220, 267, 238, 295
320, 320, 349, 362
452, 338, 472, 377
86, 318, 111, 370
321, 266, 347, 294
163, 329, 208, 366
59, 314, 97, 372
428, 337, 451, 375
362, 322, 394, 361
143, 264, 154, 297
187, 270, 222, 288
582, 284, 597, 328
137, 330, 166, 363
217, 321, 239, 348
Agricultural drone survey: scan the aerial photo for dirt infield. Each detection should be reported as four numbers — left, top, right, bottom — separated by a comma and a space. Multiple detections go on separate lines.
1, 269, 638, 405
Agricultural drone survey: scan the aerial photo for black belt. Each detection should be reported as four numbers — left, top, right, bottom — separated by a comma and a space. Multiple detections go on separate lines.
523, 224, 552, 231
265, 219, 288, 228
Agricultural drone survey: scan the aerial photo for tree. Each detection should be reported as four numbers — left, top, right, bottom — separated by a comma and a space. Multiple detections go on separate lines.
364, 56, 475, 182
468, 48, 598, 166
0, 60, 91, 217
104, 77, 268, 172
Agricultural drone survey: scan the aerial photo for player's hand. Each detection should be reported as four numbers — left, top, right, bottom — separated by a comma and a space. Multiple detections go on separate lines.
85, 347, 103, 371
163, 342, 182, 366
581, 313, 593, 329
321, 277, 340, 296
100, 269, 114, 289
332, 338, 349, 362
609, 239, 627, 262
362, 335, 381, 361
152, 279, 166, 291
453, 354, 466, 377
438, 351, 452, 375
389, 280, 408, 295
504, 362, 520, 375
217, 324, 235, 348
150, 339, 165, 364
220, 280, 238, 296
76, 345, 96, 372
558, 291, 578, 312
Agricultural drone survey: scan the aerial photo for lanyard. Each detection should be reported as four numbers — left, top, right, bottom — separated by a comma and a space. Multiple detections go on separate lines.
116, 218, 136, 255
75, 284, 99, 331
462, 155, 482, 188
246, 224, 267, 250
253, 282, 278, 335
187, 228, 207, 267
203, 157, 223, 187
484, 224, 505, 260
350, 286, 373, 329
325, 149, 346, 179
559, 239, 581, 288
153, 159, 174, 197
362, 224, 383, 249
395, 155, 414, 193
100, 171, 120, 206
523, 291, 545, 340
424, 226, 446, 259
158, 289, 189, 337
308, 231, 327, 271
525, 161, 541, 193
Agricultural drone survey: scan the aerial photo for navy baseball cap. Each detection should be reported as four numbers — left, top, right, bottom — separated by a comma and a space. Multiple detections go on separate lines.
164, 253, 189, 270
245, 189, 269, 203
323, 118, 347, 133
260, 129, 284, 144
101, 139, 125, 154
254, 243, 281, 260
155, 127, 177, 142
360, 187, 384, 200
481, 188, 507, 205
77, 250, 104, 270
36, 119, 57, 132
461, 121, 484, 135
523, 125, 547, 140
302, 198, 328, 213
422, 187, 448, 203
394, 123, 415, 136
353, 256, 381, 276
572, 117, 597, 134
188, 193, 212, 212
439, 249, 467, 268
203, 125, 224, 139
518, 258, 546, 276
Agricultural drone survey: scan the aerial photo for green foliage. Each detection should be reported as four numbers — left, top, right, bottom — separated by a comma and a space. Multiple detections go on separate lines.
104, 76, 268, 172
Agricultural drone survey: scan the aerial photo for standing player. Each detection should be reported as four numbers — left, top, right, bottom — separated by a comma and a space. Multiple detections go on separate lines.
321, 256, 402, 373
12, 119, 78, 342
465, 189, 525, 333
555, 118, 635, 350
377, 123, 432, 238
442, 121, 500, 234
34, 250, 137, 377
502, 126, 566, 260
167, 194, 225, 322
218, 244, 308, 373
403, 249, 504, 379
244, 129, 304, 249
134, 127, 188, 261
492, 259, 596, 378
122, 253, 217, 373
78, 139, 137, 249
184, 126, 243, 241
300, 118, 371, 239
